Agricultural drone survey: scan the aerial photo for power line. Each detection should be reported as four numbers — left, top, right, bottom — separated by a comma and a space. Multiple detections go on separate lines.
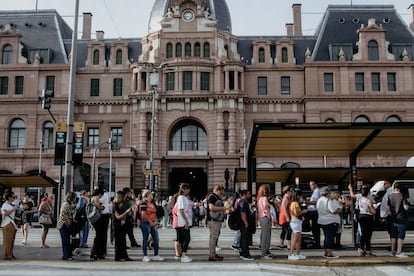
103, 0, 121, 37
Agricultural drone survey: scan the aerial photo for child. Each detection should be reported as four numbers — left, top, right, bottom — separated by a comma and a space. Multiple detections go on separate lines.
288, 190, 308, 260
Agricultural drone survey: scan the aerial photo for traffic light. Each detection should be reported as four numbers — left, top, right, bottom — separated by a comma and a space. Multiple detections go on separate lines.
41, 89, 54, 110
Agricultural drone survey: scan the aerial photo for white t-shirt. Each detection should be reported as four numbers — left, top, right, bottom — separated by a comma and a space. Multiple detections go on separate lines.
1, 201, 16, 228
308, 187, 320, 211
176, 195, 193, 227
316, 196, 341, 225
100, 192, 111, 214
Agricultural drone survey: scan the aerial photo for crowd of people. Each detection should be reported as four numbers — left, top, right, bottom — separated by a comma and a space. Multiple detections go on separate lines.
0, 180, 411, 261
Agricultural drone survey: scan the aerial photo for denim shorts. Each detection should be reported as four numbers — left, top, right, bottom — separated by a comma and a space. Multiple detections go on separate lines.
390, 222, 407, 240
290, 219, 302, 233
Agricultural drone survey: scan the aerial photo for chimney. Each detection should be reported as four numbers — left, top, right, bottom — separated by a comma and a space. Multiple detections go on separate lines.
82, 12, 93, 39
409, 4, 414, 32
286, 23, 294, 36
292, 4, 302, 36
96, 30, 105, 40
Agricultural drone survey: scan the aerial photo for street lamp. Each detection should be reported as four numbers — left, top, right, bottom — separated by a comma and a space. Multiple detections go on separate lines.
91, 140, 108, 193
149, 70, 159, 191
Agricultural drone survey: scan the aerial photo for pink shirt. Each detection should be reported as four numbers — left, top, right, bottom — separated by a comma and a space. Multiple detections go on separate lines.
258, 196, 270, 218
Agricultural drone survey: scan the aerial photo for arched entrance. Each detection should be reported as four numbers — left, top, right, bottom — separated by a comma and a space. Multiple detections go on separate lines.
168, 168, 207, 200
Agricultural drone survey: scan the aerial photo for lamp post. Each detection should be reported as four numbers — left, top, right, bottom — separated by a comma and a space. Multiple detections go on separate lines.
91, 140, 108, 193
149, 71, 159, 191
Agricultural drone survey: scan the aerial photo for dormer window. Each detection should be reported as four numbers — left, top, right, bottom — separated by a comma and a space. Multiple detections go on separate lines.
258, 47, 265, 63
2, 44, 12, 64
28, 48, 51, 64
281, 47, 288, 63
93, 49, 99, 65
368, 40, 379, 61
115, 49, 122, 64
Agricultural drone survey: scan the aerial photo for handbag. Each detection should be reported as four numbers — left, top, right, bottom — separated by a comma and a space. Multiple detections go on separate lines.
39, 214, 52, 225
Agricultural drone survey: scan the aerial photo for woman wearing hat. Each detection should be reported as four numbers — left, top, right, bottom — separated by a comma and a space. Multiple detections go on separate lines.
316, 186, 342, 258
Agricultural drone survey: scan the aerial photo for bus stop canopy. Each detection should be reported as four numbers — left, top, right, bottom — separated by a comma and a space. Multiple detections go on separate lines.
0, 174, 57, 188
243, 122, 414, 187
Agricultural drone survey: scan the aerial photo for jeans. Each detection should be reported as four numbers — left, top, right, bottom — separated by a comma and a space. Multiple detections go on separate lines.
79, 219, 89, 246
321, 223, 339, 249
140, 221, 160, 256
307, 210, 320, 247
240, 224, 251, 257
391, 222, 407, 240
59, 224, 72, 260
232, 230, 241, 247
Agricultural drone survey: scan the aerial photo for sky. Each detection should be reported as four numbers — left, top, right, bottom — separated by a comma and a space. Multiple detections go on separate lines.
1, 0, 413, 38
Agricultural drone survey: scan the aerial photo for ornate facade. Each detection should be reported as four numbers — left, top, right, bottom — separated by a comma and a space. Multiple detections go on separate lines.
1, 1, 414, 198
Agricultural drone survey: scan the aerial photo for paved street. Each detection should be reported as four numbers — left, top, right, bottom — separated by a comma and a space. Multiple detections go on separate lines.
1, 224, 414, 275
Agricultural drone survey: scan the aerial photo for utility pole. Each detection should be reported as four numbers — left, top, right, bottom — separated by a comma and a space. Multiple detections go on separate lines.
64, 0, 79, 195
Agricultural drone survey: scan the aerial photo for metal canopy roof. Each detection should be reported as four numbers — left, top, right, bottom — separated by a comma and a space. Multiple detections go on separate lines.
0, 174, 58, 188
244, 123, 414, 187
249, 123, 414, 158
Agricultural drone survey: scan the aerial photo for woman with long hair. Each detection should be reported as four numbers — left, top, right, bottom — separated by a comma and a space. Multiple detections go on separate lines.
175, 183, 193, 263
57, 192, 77, 261
279, 186, 293, 249
112, 191, 133, 261
257, 184, 273, 259
140, 190, 164, 262
38, 194, 54, 248
288, 190, 307, 260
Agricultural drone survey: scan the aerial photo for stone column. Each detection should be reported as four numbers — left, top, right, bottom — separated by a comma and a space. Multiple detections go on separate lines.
216, 112, 225, 155
138, 112, 147, 155
229, 111, 237, 154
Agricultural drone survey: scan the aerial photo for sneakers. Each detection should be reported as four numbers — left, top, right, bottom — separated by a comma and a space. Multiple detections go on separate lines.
240, 255, 254, 261
395, 252, 409, 258
142, 256, 151, 262
181, 255, 193, 263
152, 255, 164, 261
288, 254, 300, 260
262, 255, 273, 260
231, 245, 240, 251
216, 246, 222, 252
297, 254, 307, 260
21, 240, 27, 246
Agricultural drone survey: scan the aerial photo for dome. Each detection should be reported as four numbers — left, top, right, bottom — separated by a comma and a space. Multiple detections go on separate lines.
148, 0, 232, 33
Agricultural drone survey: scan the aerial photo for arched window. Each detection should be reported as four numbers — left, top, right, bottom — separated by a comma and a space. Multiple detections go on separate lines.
42, 121, 54, 148
185, 42, 192, 57
93, 49, 100, 65
354, 115, 370, 123
203, 42, 210, 58
2, 44, 12, 64
115, 49, 122, 64
176, 43, 182, 58
386, 115, 401, 123
194, 42, 201, 57
368, 40, 379, 61
281, 47, 288, 63
166, 43, 173, 58
9, 119, 25, 148
170, 120, 207, 151
258, 47, 265, 63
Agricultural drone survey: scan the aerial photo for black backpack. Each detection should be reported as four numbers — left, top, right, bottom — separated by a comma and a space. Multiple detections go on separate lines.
9, 207, 24, 227
227, 209, 241, 230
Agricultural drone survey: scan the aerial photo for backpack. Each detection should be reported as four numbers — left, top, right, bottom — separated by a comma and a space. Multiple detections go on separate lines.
85, 201, 101, 224
9, 207, 24, 227
227, 209, 241, 230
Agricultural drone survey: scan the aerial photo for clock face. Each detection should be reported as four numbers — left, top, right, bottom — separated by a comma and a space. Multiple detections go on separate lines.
182, 10, 194, 22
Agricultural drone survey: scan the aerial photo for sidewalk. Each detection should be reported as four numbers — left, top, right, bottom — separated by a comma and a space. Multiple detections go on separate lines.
1, 223, 414, 266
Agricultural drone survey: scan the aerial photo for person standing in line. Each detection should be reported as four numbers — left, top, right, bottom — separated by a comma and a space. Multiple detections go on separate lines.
388, 182, 410, 258
170, 193, 182, 258
279, 186, 293, 249
1, 191, 18, 260
380, 180, 393, 242
288, 190, 307, 260
305, 181, 321, 248
38, 194, 54, 248
231, 194, 242, 251
207, 185, 227, 261
140, 190, 164, 262
176, 183, 193, 263
122, 187, 140, 248
316, 187, 341, 259
90, 188, 107, 261
20, 193, 34, 245
257, 184, 273, 259
96, 186, 111, 257
354, 185, 376, 256
238, 189, 254, 261
77, 190, 90, 248
112, 191, 133, 261
57, 192, 77, 261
